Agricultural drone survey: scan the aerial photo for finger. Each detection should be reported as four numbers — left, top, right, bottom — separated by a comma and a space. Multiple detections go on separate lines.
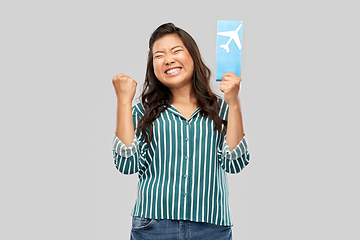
221, 79, 237, 88
115, 73, 124, 79
223, 77, 241, 86
220, 83, 232, 93
120, 75, 128, 80
219, 85, 227, 93
126, 76, 137, 85
221, 74, 235, 82
113, 73, 124, 82
221, 72, 234, 80
223, 73, 241, 80
129, 77, 137, 86
221, 74, 230, 82
122, 76, 137, 88
226, 72, 241, 78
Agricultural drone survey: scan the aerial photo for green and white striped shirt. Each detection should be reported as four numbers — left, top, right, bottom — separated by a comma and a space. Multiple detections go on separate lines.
112, 98, 250, 226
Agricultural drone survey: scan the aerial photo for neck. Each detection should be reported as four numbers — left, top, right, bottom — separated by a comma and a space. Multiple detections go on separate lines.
170, 85, 197, 105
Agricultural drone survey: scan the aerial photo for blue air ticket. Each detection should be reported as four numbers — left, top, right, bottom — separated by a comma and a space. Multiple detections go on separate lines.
216, 20, 243, 81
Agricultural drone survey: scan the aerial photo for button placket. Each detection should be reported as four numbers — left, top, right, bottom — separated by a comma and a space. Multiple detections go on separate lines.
182, 119, 190, 199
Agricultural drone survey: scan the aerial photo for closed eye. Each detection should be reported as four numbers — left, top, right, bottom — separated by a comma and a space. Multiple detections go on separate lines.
154, 54, 163, 59
174, 49, 182, 54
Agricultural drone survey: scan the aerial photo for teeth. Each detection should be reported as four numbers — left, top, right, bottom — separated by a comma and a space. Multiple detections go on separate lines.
166, 68, 181, 75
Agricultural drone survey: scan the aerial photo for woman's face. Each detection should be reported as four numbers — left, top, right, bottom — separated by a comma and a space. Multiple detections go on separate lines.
152, 34, 194, 91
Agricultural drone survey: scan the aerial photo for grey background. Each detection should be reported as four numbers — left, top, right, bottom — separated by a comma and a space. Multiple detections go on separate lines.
1, 0, 359, 239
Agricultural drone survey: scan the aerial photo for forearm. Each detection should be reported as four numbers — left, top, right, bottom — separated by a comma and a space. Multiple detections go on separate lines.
225, 99, 244, 151
115, 101, 134, 147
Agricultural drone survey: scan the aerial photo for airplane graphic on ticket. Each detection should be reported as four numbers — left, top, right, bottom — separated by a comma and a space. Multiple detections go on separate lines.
217, 23, 242, 53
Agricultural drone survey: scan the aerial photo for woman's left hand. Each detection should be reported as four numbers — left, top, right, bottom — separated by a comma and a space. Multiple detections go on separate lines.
220, 72, 242, 106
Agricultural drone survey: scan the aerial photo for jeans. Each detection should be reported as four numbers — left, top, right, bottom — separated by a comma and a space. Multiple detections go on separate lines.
130, 217, 232, 240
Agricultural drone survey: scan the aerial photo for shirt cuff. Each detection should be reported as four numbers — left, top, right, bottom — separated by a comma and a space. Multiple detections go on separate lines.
113, 134, 139, 158
222, 134, 249, 160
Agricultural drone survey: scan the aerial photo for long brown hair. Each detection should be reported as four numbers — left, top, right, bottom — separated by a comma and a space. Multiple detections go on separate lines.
137, 23, 226, 144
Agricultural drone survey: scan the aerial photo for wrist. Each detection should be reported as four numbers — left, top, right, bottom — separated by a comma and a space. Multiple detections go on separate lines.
117, 97, 133, 106
226, 98, 241, 109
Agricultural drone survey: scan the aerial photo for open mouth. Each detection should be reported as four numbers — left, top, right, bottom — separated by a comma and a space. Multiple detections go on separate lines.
165, 67, 182, 75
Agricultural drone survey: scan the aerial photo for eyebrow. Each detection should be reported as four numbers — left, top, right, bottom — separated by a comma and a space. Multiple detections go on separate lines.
153, 46, 184, 56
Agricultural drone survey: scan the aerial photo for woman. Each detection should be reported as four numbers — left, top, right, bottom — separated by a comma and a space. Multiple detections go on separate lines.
112, 23, 250, 240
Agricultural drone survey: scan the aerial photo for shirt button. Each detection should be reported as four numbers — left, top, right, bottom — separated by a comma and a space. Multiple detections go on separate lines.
184, 174, 187, 178
185, 156, 188, 160
185, 138, 189, 141
183, 193, 187, 197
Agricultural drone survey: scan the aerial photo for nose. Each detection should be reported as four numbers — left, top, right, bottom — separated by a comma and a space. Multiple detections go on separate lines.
164, 55, 175, 65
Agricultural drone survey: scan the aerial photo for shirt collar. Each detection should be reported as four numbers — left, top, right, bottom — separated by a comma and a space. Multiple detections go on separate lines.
167, 104, 201, 121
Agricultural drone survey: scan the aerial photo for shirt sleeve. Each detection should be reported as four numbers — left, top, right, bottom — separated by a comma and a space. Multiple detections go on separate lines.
216, 98, 250, 174
112, 103, 148, 175
218, 134, 250, 174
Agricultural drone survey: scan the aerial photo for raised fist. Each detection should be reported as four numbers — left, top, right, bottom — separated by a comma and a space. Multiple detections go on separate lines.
112, 73, 137, 103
